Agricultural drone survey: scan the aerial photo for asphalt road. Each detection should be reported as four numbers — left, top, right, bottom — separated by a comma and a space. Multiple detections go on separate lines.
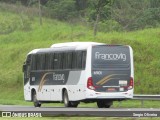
0, 105, 160, 117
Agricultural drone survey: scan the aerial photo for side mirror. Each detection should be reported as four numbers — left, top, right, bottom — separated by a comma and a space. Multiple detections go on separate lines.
23, 64, 27, 72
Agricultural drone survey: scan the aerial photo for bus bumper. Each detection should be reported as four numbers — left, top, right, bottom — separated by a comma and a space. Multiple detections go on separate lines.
85, 89, 133, 99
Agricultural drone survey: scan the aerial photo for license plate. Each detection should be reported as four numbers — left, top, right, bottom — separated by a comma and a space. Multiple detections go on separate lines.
107, 88, 116, 91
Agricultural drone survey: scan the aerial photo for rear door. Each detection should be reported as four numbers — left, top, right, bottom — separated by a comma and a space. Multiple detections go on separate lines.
92, 45, 131, 92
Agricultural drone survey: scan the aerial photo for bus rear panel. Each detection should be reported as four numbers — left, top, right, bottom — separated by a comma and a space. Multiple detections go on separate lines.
86, 45, 134, 100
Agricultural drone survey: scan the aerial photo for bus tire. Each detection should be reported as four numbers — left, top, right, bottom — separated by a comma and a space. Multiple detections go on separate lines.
32, 91, 41, 107
63, 90, 79, 107
70, 101, 79, 108
97, 101, 104, 108
97, 100, 112, 108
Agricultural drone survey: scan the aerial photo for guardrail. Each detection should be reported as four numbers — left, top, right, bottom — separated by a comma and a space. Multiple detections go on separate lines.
133, 94, 160, 100
132, 94, 160, 107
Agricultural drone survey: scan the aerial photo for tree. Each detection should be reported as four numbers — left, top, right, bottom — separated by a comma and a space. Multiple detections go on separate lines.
46, 0, 77, 20
38, 0, 42, 25
150, 0, 160, 8
112, 0, 149, 30
75, 0, 88, 17
92, 0, 112, 36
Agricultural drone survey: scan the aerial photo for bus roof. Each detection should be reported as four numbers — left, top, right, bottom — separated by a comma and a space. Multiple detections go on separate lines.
28, 42, 105, 55
51, 42, 104, 48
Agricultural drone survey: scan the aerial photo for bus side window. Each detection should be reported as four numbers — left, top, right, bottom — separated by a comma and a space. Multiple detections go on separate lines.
77, 51, 82, 69
45, 53, 49, 70
67, 52, 72, 69
72, 52, 76, 69
42, 54, 46, 70
54, 53, 57, 69
31, 55, 33, 70
63, 52, 72, 70
26, 55, 31, 64
54, 53, 61, 70
51, 53, 54, 70
82, 51, 86, 69
31, 55, 36, 70
47, 53, 53, 70
25, 55, 31, 79
59, 53, 63, 69
36, 54, 41, 70
63, 52, 67, 69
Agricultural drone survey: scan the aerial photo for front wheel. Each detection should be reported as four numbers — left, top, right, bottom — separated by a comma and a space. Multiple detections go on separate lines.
63, 90, 79, 107
32, 91, 41, 107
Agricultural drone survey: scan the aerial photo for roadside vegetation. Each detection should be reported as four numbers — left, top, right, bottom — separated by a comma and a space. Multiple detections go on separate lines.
0, 2, 160, 106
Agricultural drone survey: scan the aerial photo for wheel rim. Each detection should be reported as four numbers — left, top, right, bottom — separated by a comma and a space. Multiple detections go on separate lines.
33, 93, 36, 102
64, 94, 68, 105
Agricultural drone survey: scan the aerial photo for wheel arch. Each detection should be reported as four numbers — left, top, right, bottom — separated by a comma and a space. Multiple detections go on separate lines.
31, 88, 36, 101
62, 88, 67, 101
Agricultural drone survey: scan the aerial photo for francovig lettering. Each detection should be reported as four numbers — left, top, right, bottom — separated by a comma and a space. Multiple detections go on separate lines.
53, 73, 65, 81
95, 52, 126, 61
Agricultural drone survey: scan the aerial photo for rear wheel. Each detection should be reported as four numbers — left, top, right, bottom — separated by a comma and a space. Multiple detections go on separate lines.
32, 91, 41, 107
97, 100, 112, 108
63, 90, 79, 107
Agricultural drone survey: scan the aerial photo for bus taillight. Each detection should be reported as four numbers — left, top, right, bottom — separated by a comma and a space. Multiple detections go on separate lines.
128, 77, 133, 90
87, 77, 95, 90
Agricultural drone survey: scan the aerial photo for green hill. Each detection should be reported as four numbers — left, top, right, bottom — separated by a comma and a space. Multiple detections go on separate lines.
0, 8, 160, 104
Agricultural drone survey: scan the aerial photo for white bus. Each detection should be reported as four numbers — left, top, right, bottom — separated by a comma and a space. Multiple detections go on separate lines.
23, 42, 134, 108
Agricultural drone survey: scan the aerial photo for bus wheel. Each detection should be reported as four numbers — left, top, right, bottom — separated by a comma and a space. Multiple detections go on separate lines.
97, 101, 104, 108
97, 100, 112, 108
63, 90, 79, 107
70, 101, 79, 108
33, 91, 41, 107
104, 101, 112, 108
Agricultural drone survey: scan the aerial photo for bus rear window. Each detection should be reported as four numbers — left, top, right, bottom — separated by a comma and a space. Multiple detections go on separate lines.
92, 46, 130, 69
